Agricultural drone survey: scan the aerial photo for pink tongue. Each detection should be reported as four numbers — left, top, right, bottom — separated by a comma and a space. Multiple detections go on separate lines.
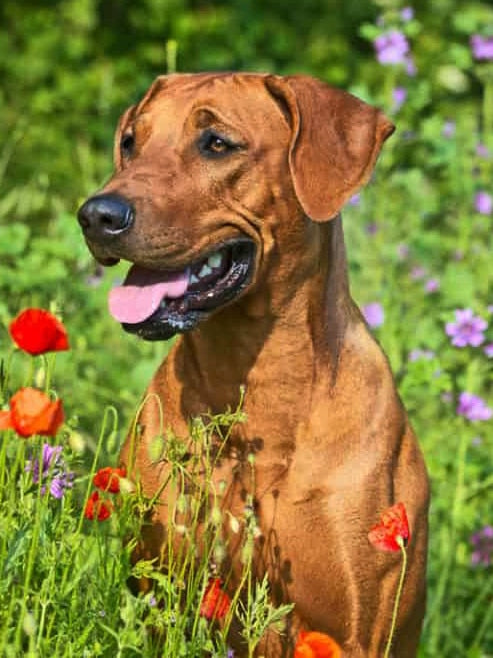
108, 264, 190, 324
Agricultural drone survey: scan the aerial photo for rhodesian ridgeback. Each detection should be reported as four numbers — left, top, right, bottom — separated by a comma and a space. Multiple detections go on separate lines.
77, 72, 429, 657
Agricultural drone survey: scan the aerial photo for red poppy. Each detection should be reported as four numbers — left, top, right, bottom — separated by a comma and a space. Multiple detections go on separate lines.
9, 308, 69, 355
1, 388, 64, 438
294, 631, 341, 658
93, 466, 126, 493
84, 491, 113, 521
199, 578, 230, 620
368, 502, 410, 552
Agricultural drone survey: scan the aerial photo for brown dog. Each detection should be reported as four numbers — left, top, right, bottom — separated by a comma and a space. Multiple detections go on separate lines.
77, 72, 429, 657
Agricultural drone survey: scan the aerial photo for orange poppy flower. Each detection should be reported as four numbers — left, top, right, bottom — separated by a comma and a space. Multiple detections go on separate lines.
93, 466, 126, 493
9, 308, 69, 355
294, 631, 341, 658
3, 388, 64, 438
368, 502, 410, 552
200, 578, 230, 620
84, 490, 113, 521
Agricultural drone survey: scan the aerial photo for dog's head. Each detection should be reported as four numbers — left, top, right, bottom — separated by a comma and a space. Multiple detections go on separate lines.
77, 73, 393, 340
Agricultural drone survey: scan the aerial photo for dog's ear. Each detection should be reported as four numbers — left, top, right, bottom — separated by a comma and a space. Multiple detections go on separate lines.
265, 75, 394, 222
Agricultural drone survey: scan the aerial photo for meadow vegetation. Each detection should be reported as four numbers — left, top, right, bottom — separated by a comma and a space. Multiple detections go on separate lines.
0, 0, 492, 655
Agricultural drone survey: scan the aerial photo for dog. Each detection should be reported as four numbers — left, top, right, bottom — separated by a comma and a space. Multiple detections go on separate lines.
77, 72, 429, 657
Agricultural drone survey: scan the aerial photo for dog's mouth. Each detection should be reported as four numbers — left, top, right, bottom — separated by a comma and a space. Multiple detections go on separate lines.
108, 239, 256, 340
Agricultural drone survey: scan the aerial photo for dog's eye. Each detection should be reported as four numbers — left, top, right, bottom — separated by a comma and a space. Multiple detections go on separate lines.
198, 130, 236, 158
120, 133, 135, 158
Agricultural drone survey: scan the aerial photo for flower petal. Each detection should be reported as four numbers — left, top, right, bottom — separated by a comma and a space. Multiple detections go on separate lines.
10, 388, 64, 438
84, 490, 113, 521
295, 631, 341, 658
9, 308, 69, 356
93, 466, 127, 493
200, 578, 231, 620
368, 502, 410, 552
0, 410, 14, 430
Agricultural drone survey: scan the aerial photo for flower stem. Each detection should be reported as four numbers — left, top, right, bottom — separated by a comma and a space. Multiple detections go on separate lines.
383, 540, 408, 658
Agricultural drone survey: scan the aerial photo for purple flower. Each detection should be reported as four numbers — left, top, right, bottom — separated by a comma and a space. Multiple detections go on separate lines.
405, 56, 417, 76
457, 392, 492, 422
442, 121, 456, 138
408, 348, 435, 362
410, 265, 427, 280
400, 7, 414, 21
484, 343, 493, 358
397, 243, 410, 260
476, 143, 490, 158
392, 86, 407, 111
348, 193, 361, 206
365, 222, 379, 236
374, 30, 410, 65
26, 443, 74, 499
362, 302, 384, 329
470, 526, 493, 566
474, 191, 492, 215
424, 278, 440, 293
445, 309, 487, 347
470, 35, 493, 61
488, 305, 493, 314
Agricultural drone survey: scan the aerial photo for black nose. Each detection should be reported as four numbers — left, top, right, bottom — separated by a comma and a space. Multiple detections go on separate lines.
77, 193, 134, 239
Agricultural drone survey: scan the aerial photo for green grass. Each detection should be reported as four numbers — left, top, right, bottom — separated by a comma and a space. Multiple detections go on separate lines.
0, 356, 293, 657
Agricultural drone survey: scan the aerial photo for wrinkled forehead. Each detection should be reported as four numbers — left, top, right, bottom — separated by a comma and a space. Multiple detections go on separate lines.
123, 73, 286, 138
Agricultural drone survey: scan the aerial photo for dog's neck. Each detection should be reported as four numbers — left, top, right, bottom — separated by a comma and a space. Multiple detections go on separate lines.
175, 215, 356, 417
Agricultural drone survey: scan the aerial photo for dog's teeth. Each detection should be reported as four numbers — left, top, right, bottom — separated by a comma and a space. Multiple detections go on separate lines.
198, 264, 212, 278
207, 253, 222, 269
190, 274, 199, 284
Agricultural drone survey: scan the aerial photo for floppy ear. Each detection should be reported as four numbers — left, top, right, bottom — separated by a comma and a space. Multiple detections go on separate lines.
265, 75, 394, 222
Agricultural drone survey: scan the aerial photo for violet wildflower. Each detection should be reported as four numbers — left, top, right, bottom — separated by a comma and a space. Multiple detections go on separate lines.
348, 193, 361, 206
424, 278, 440, 293
470, 526, 493, 567
474, 191, 492, 215
362, 302, 384, 329
470, 35, 493, 61
374, 30, 410, 65
445, 309, 487, 347
365, 222, 379, 236
476, 143, 490, 159
26, 443, 74, 499
484, 343, 493, 358
410, 265, 427, 280
392, 86, 407, 112
442, 121, 456, 138
397, 243, 410, 260
405, 56, 417, 76
408, 348, 435, 362
488, 305, 493, 315
400, 7, 414, 21
457, 392, 492, 422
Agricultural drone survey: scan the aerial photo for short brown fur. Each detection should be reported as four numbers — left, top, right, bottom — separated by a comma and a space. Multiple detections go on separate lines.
79, 72, 429, 657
